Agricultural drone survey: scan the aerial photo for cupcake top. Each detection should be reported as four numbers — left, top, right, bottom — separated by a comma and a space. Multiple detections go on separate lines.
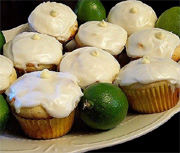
126, 28, 180, 58
3, 32, 63, 69
5, 70, 83, 118
114, 56, 180, 86
28, 1, 77, 42
59, 47, 120, 89
107, 0, 157, 35
76, 20, 127, 55
0, 55, 14, 91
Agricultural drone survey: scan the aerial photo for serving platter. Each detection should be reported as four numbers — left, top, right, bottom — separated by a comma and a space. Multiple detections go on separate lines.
0, 24, 180, 153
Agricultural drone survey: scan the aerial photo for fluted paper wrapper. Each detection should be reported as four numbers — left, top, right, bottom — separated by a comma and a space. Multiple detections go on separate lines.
14, 110, 75, 139
121, 81, 179, 113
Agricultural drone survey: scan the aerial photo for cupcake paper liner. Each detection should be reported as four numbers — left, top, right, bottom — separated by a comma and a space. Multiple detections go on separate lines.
14, 110, 75, 139
121, 81, 179, 113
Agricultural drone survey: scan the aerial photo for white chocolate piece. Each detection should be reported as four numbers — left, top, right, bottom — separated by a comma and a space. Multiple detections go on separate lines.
31, 33, 41, 40
40, 69, 51, 78
50, 10, 58, 17
142, 56, 150, 64
130, 7, 137, 13
98, 20, 108, 27
90, 50, 99, 57
155, 32, 165, 40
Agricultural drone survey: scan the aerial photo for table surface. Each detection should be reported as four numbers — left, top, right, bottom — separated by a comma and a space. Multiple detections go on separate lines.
1, 0, 180, 152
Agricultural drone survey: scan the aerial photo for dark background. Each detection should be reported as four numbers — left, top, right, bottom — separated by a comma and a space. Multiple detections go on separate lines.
0, 0, 180, 152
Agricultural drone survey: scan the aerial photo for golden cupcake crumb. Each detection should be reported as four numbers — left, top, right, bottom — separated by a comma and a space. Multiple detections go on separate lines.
138, 43, 144, 48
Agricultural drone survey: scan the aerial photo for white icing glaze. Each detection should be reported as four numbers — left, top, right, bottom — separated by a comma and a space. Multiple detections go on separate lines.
126, 28, 180, 58
76, 21, 127, 55
3, 32, 63, 69
60, 47, 120, 89
114, 57, 180, 86
0, 55, 14, 91
5, 70, 83, 118
28, 1, 77, 42
107, 0, 157, 35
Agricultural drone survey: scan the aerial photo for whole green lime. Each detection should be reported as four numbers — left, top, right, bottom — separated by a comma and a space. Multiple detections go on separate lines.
155, 7, 180, 37
0, 95, 10, 133
74, 0, 106, 24
0, 31, 6, 54
79, 83, 128, 130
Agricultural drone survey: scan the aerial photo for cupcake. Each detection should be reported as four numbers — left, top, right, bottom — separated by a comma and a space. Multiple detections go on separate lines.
28, 1, 78, 44
114, 56, 180, 113
59, 47, 120, 89
0, 55, 17, 94
5, 70, 83, 139
126, 28, 180, 61
107, 0, 157, 36
75, 20, 127, 56
3, 32, 63, 76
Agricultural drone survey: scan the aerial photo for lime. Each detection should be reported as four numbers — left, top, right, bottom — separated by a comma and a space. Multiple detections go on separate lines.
79, 83, 128, 130
155, 7, 180, 37
0, 95, 10, 133
0, 31, 6, 54
74, 0, 106, 24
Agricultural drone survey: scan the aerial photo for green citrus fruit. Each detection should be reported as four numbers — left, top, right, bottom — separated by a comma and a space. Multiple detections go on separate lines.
155, 6, 180, 37
79, 83, 128, 130
0, 95, 10, 133
0, 31, 6, 54
74, 0, 106, 24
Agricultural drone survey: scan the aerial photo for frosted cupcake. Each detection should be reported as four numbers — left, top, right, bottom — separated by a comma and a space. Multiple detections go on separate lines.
59, 47, 120, 89
3, 32, 63, 76
5, 70, 83, 139
114, 56, 180, 113
75, 20, 127, 56
126, 28, 180, 61
28, 1, 78, 43
107, 0, 157, 35
0, 55, 17, 94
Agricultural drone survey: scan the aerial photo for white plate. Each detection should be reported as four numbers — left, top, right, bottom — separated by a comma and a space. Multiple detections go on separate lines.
1, 24, 180, 153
